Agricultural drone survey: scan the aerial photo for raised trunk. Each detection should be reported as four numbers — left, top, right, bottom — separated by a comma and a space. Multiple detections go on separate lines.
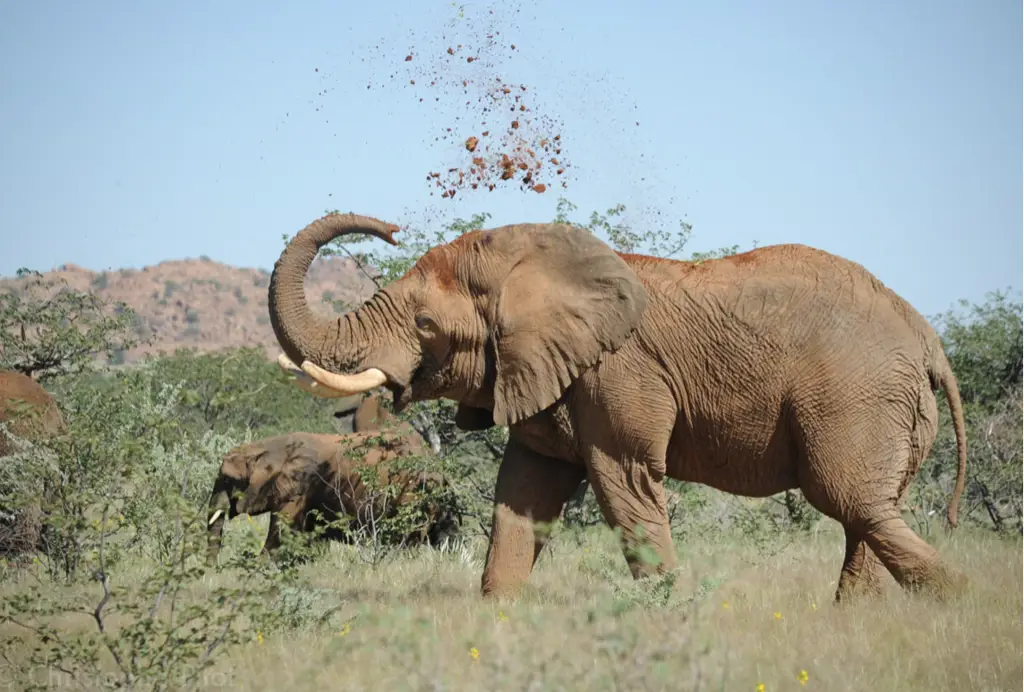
268, 213, 400, 383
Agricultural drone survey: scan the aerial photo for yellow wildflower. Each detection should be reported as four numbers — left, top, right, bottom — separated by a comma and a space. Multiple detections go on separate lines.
773, 611, 782, 621
256, 630, 263, 645
756, 684, 765, 692
246, 515, 254, 524
497, 611, 509, 622
338, 622, 352, 637
469, 647, 479, 661
798, 669, 809, 685
722, 601, 729, 609
811, 602, 817, 611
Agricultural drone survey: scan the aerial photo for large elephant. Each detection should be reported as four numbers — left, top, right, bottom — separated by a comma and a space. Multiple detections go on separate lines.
0, 371, 66, 555
205, 397, 459, 565
267, 213, 968, 602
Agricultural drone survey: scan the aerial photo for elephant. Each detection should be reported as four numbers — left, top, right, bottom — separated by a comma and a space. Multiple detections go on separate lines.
330, 388, 424, 437
0, 370, 66, 555
0, 371, 65, 457
266, 212, 969, 602
337, 390, 418, 436
205, 397, 460, 565
328, 393, 365, 434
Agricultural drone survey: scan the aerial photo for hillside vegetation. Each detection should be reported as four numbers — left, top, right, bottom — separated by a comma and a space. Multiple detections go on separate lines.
0, 201, 1020, 691
0, 254, 376, 368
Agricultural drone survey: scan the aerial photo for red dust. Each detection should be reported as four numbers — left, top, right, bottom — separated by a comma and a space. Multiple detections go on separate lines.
367, 10, 574, 198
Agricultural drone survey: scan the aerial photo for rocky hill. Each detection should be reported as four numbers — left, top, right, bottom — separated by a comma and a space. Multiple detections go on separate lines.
0, 256, 379, 364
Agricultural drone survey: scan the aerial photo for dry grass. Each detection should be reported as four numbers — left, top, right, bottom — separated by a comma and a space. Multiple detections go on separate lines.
3, 521, 1021, 691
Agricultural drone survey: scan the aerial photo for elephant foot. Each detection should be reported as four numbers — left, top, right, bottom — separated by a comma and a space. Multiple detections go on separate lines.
834, 531, 888, 604
480, 583, 523, 601
856, 512, 969, 603
899, 564, 969, 602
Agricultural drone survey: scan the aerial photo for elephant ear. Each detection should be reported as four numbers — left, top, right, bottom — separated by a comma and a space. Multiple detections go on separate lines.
489, 224, 648, 427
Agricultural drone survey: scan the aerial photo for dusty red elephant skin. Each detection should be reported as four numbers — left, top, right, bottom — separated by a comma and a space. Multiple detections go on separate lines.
267, 212, 969, 602
0, 371, 67, 555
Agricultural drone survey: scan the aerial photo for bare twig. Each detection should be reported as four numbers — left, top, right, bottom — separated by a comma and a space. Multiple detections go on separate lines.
92, 505, 134, 690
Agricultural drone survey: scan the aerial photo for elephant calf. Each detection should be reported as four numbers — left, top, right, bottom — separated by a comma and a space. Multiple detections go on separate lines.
206, 416, 459, 565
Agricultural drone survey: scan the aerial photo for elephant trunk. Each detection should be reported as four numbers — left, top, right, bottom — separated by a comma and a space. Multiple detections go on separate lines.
206, 488, 233, 566
268, 213, 401, 397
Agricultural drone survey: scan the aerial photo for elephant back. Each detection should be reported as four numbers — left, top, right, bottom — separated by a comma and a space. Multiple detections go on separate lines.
322, 430, 428, 511
0, 371, 65, 457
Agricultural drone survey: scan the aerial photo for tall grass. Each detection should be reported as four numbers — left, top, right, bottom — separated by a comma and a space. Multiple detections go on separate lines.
5, 518, 1018, 691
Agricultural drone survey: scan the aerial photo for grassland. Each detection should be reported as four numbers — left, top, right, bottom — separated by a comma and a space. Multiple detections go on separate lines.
4, 518, 1019, 691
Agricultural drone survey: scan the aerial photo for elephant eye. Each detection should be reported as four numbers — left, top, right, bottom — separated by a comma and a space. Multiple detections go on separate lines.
414, 314, 435, 331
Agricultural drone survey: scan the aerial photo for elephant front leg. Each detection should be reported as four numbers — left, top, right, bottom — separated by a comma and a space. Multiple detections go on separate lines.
261, 501, 305, 556
586, 448, 676, 580
481, 440, 586, 599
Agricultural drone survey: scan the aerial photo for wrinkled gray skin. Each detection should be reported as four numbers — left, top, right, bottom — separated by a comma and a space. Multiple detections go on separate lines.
267, 213, 968, 602
206, 395, 458, 565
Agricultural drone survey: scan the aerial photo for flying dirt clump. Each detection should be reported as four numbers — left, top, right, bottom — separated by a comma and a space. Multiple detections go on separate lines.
308, 3, 574, 200
383, 13, 573, 200
420, 72, 570, 198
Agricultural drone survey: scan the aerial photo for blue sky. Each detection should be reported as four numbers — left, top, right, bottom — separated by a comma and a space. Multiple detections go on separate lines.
0, 0, 1020, 319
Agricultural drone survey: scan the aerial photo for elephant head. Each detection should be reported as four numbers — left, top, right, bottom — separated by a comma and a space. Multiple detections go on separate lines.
206, 438, 270, 565
268, 213, 647, 427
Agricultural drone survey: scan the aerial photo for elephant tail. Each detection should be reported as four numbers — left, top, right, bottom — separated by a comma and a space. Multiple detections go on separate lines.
927, 348, 967, 530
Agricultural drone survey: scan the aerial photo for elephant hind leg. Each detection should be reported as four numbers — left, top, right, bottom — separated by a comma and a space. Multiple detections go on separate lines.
856, 509, 966, 599
835, 527, 887, 602
800, 439, 965, 600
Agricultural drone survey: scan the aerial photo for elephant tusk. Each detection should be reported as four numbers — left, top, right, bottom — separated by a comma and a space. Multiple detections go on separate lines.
300, 361, 388, 397
276, 353, 362, 399
208, 509, 224, 526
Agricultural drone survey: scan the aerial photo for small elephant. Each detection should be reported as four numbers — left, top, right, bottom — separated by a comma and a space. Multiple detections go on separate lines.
0, 370, 66, 555
205, 398, 459, 565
